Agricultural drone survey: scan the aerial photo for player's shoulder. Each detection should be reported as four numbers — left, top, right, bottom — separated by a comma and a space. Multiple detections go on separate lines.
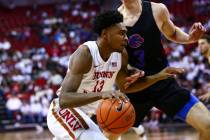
70, 44, 92, 72
151, 2, 168, 14
151, 1, 167, 9
72, 44, 92, 60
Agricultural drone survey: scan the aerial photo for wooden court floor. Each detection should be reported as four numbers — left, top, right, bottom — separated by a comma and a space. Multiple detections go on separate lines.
0, 128, 198, 140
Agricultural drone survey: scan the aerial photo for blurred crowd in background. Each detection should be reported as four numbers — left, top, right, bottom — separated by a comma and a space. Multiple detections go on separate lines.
0, 0, 210, 131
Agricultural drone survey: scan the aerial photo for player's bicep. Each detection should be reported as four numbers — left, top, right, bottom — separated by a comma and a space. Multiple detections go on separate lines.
61, 46, 92, 93
61, 71, 83, 93
158, 4, 176, 39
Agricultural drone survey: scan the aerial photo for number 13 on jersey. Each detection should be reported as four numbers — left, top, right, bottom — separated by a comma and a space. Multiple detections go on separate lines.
93, 80, 105, 92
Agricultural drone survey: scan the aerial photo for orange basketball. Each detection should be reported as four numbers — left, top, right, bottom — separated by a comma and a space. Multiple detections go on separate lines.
96, 98, 136, 134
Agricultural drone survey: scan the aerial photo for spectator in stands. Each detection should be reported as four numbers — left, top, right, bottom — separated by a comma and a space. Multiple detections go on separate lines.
198, 34, 210, 102
20, 101, 33, 123
6, 94, 22, 122
30, 99, 42, 124
0, 38, 11, 50
47, 71, 63, 86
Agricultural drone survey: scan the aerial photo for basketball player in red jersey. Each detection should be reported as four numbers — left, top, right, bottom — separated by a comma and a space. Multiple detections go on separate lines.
117, 0, 210, 140
47, 11, 184, 140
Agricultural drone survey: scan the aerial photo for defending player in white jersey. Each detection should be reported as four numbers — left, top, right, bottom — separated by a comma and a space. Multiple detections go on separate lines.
47, 11, 184, 140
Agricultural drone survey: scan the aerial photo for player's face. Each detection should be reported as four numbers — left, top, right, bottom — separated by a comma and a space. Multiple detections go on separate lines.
106, 23, 128, 52
198, 39, 210, 54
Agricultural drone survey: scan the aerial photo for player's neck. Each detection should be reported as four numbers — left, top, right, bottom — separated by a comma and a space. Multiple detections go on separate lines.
96, 39, 112, 62
122, 0, 142, 15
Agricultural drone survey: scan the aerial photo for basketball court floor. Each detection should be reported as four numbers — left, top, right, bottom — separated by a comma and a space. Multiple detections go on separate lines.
0, 127, 198, 140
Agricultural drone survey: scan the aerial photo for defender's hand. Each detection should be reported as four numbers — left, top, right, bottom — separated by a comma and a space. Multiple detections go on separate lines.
188, 22, 206, 43
124, 70, 145, 89
157, 67, 185, 80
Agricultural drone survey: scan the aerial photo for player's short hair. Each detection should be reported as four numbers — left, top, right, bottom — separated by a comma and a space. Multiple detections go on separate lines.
200, 34, 210, 44
93, 11, 123, 36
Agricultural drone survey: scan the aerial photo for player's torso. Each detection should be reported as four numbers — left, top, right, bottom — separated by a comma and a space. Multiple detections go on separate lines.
122, 1, 168, 75
119, 2, 163, 29
77, 41, 121, 94
63, 41, 121, 115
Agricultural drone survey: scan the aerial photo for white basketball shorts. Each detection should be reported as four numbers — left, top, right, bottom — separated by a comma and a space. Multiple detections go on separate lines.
47, 98, 108, 140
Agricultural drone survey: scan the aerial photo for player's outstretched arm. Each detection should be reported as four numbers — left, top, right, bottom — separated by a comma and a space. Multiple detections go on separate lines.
116, 49, 184, 93
115, 49, 162, 93
156, 3, 206, 44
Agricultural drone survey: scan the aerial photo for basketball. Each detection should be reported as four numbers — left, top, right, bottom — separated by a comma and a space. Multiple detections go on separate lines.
96, 98, 136, 134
